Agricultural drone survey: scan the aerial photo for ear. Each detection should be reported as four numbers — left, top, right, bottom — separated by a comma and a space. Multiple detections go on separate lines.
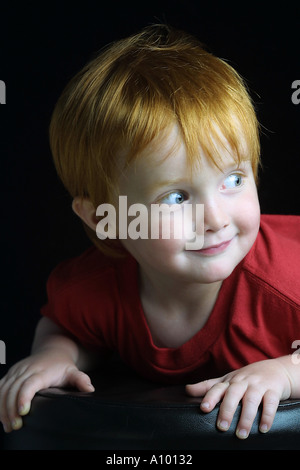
72, 197, 97, 231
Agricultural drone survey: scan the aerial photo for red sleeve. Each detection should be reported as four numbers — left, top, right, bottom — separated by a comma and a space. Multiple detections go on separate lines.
40, 248, 118, 355
247, 215, 300, 305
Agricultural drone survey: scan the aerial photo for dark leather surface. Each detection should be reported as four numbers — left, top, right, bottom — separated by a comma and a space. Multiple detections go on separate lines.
3, 360, 300, 450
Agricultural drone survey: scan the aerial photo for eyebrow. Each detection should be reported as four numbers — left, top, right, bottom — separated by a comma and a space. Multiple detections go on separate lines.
146, 178, 191, 196
221, 160, 250, 173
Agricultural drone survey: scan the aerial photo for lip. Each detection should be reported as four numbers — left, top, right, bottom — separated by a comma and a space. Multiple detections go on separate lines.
195, 238, 234, 256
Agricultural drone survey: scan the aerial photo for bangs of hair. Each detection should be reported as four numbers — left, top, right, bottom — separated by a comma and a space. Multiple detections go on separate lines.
88, 25, 260, 180
120, 64, 260, 175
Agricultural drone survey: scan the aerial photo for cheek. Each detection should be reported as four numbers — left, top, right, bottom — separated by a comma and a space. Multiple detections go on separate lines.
121, 236, 183, 268
145, 237, 184, 257
234, 191, 261, 237
148, 209, 187, 246
120, 208, 186, 262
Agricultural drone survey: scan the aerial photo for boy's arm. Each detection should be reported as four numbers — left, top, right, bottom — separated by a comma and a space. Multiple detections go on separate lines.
186, 355, 300, 439
32, 316, 99, 371
0, 317, 99, 433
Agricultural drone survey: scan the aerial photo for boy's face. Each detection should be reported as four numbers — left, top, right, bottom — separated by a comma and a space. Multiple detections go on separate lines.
117, 125, 260, 285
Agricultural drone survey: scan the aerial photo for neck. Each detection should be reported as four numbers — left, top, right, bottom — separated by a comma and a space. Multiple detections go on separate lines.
139, 265, 222, 319
138, 266, 223, 348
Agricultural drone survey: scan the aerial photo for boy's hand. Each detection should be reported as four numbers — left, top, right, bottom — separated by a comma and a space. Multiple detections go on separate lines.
186, 358, 293, 439
0, 351, 94, 433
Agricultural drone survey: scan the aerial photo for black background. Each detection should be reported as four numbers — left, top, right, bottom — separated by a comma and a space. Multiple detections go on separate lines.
0, 0, 299, 395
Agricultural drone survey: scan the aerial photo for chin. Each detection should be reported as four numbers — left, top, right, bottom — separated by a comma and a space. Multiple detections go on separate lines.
198, 258, 242, 284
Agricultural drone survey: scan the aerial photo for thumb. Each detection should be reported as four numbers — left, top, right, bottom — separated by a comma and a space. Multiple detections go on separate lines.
64, 367, 95, 392
185, 377, 220, 397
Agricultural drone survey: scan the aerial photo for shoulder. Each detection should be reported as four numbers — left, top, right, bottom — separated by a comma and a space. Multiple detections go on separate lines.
46, 246, 136, 301
259, 214, 300, 242
243, 214, 300, 304
42, 247, 138, 351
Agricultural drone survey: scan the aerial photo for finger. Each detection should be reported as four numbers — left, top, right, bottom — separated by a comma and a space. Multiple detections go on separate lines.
0, 374, 24, 431
7, 370, 58, 431
216, 381, 247, 432
185, 377, 222, 398
5, 369, 94, 432
0, 375, 28, 432
6, 373, 42, 430
259, 390, 280, 434
0, 381, 13, 432
199, 381, 231, 413
0, 360, 45, 432
0, 360, 33, 421
63, 368, 95, 392
235, 386, 262, 439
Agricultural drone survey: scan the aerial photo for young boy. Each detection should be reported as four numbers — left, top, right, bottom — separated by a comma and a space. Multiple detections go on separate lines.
1, 24, 300, 441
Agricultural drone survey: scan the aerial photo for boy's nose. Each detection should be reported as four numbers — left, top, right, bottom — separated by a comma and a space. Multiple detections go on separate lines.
204, 202, 230, 233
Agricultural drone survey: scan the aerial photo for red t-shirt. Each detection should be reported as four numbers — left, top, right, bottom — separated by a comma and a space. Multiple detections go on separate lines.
41, 214, 300, 384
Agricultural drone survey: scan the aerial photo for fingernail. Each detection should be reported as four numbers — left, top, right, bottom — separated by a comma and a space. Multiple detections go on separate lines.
260, 423, 268, 433
19, 402, 31, 416
11, 417, 23, 430
236, 428, 248, 439
201, 401, 210, 410
3, 422, 11, 433
218, 420, 229, 430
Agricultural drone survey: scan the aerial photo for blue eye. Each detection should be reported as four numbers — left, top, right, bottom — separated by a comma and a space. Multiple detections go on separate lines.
222, 174, 243, 190
160, 191, 187, 205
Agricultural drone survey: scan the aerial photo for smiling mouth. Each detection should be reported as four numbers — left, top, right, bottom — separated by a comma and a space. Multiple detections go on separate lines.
194, 238, 234, 255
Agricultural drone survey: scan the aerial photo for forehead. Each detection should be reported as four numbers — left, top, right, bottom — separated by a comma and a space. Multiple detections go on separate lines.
118, 125, 248, 193
126, 123, 248, 171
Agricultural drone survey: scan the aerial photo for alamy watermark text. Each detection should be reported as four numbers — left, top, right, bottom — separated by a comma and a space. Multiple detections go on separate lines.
95, 196, 204, 250
0, 340, 6, 364
0, 80, 6, 104
291, 80, 300, 105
